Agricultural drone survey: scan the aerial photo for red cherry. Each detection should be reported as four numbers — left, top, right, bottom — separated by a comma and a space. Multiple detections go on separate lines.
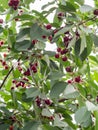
64, 36, 69, 43
42, 35, 47, 39
48, 35, 52, 42
2, 61, 6, 66
0, 41, 4, 45
4, 65, 9, 70
62, 56, 67, 62
74, 76, 81, 83
65, 66, 72, 72
48, 116, 54, 120
44, 99, 51, 105
9, 125, 14, 130
45, 24, 52, 29
67, 80, 73, 84
32, 39, 38, 45
96, 96, 98, 103
61, 48, 68, 55
0, 19, 3, 24
11, 87, 15, 90
57, 47, 61, 52
35, 97, 41, 107
57, 12, 64, 19
3, 53, 7, 57
55, 53, 60, 58
93, 9, 98, 16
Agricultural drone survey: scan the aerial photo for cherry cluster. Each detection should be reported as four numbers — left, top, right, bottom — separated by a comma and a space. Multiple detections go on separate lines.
12, 77, 29, 89
24, 62, 38, 76
0, 59, 9, 70
67, 76, 82, 84
55, 47, 69, 62
35, 96, 52, 108
8, 0, 20, 10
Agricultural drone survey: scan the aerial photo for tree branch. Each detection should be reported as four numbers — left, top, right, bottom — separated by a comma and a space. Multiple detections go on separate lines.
0, 67, 13, 89
78, 16, 97, 26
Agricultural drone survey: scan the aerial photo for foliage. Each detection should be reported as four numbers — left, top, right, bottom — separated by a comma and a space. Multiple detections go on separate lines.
0, 0, 98, 130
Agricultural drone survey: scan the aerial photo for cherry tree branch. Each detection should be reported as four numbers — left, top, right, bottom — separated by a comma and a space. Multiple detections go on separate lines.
0, 67, 13, 89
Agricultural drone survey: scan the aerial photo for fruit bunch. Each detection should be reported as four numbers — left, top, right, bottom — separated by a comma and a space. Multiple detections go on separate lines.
8, 0, 20, 10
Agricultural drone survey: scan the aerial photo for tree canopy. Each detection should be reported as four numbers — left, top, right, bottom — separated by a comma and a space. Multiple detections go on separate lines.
0, 0, 98, 130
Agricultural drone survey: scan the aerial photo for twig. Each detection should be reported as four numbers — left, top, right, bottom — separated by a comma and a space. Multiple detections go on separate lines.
0, 58, 21, 89
0, 67, 13, 89
78, 16, 97, 26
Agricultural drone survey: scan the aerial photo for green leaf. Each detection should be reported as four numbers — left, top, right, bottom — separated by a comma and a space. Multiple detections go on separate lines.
0, 26, 3, 33
68, 36, 76, 48
35, 42, 46, 50
24, 0, 35, 6
16, 28, 30, 42
59, 2, 76, 12
0, 124, 9, 130
30, 23, 51, 42
14, 40, 31, 51
42, 125, 61, 130
75, 106, 92, 127
86, 101, 98, 111
91, 34, 98, 47
50, 81, 67, 98
74, 39, 81, 56
95, 111, 98, 130
80, 5, 93, 13
86, 35, 93, 55
25, 87, 40, 98
80, 33, 86, 55
75, 35, 92, 61
14, 14, 34, 21
0, 107, 12, 116
75, 0, 84, 5
63, 127, 73, 130
63, 84, 79, 98
0, 0, 8, 8
41, 1, 55, 10
42, 108, 53, 117
22, 121, 40, 130
54, 115, 68, 128
54, 25, 73, 39
48, 71, 64, 80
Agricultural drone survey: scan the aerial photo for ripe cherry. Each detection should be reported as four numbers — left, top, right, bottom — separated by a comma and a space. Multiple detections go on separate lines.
57, 47, 61, 52
93, 9, 98, 16
65, 66, 72, 72
48, 35, 52, 42
57, 12, 64, 19
0, 19, 3, 24
42, 35, 47, 39
96, 96, 98, 103
61, 48, 68, 55
45, 24, 52, 29
4, 65, 9, 70
62, 56, 67, 62
55, 53, 60, 58
64, 36, 69, 43
32, 39, 38, 45
74, 76, 81, 83
44, 99, 51, 105
9, 125, 14, 130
